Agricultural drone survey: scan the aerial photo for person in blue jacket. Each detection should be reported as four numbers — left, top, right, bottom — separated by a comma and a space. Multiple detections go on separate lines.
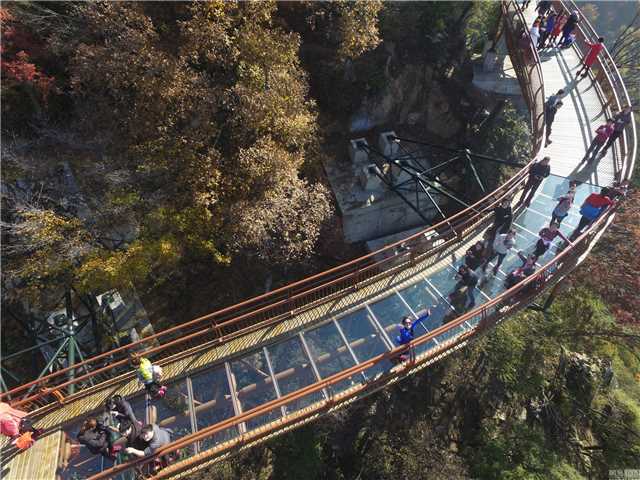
394, 309, 431, 363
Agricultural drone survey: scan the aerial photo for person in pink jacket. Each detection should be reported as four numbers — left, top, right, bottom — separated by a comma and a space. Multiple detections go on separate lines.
0, 402, 41, 449
576, 37, 604, 78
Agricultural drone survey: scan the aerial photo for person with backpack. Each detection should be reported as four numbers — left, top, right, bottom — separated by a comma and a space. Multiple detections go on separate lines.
518, 157, 551, 207
581, 119, 615, 164
130, 354, 167, 398
394, 309, 431, 363
448, 265, 479, 309
0, 402, 42, 450
576, 37, 605, 79
569, 189, 614, 240
550, 184, 577, 225
483, 229, 517, 275
600, 106, 633, 157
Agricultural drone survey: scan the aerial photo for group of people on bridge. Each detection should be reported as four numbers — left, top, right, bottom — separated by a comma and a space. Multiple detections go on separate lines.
73, 353, 172, 473
392, 155, 629, 364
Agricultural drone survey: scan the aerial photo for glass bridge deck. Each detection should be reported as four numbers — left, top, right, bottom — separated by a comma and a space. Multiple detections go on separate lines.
61, 174, 603, 479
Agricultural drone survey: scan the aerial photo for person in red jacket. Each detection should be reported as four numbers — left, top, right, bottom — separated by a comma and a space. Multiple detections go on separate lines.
576, 37, 605, 79
581, 119, 614, 163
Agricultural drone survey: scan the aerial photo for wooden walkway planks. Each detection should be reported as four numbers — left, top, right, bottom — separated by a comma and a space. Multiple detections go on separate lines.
0, 429, 63, 480
524, 5, 616, 187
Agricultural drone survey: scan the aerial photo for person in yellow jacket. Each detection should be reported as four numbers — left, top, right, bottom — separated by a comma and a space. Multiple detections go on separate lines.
129, 354, 167, 398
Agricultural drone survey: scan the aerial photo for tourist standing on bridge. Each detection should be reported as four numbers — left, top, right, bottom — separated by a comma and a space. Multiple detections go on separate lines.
536, 1, 552, 16
465, 240, 487, 271
550, 184, 577, 225
105, 395, 139, 426
518, 156, 551, 207
394, 309, 431, 363
77, 417, 117, 460
529, 19, 541, 48
534, 222, 572, 258
538, 11, 556, 49
505, 252, 537, 289
544, 89, 564, 146
130, 354, 167, 399
448, 265, 479, 309
600, 106, 633, 158
490, 198, 513, 238
576, 37, 605, 79
581, 119, 615, 164
124, 423, 176, 473
569, 189, 614, 241
546, 12, 567, 48
484, 229, 517, 276
559, 10, 580, 48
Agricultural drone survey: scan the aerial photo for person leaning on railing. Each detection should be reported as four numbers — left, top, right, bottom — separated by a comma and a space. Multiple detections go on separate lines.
599, 106, 633, 158
569, 188, 615, 241
576, 37, 605, 79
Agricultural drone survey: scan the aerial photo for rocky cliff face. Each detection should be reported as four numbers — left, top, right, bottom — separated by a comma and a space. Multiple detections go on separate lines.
348, 43, 466, 139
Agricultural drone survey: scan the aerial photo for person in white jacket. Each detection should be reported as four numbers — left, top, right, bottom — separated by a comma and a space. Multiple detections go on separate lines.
530, 20, 541, 47
483, 229, 516, 275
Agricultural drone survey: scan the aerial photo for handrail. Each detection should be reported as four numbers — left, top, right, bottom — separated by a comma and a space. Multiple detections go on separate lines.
502, 0, 546, 152
89, 196, 620, 480
1, 0, 550, 415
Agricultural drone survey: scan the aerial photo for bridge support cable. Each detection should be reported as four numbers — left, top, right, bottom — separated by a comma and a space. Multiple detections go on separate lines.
465, 150, 486, 194
358, 142, 477, 229
390, 135, 527, 169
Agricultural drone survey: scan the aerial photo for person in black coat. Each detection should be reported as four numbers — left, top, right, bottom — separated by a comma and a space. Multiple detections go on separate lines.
517, 157, 551, 207
105, 395, 138, 425
491, 198, 513, 237
77, 418, 114, 459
